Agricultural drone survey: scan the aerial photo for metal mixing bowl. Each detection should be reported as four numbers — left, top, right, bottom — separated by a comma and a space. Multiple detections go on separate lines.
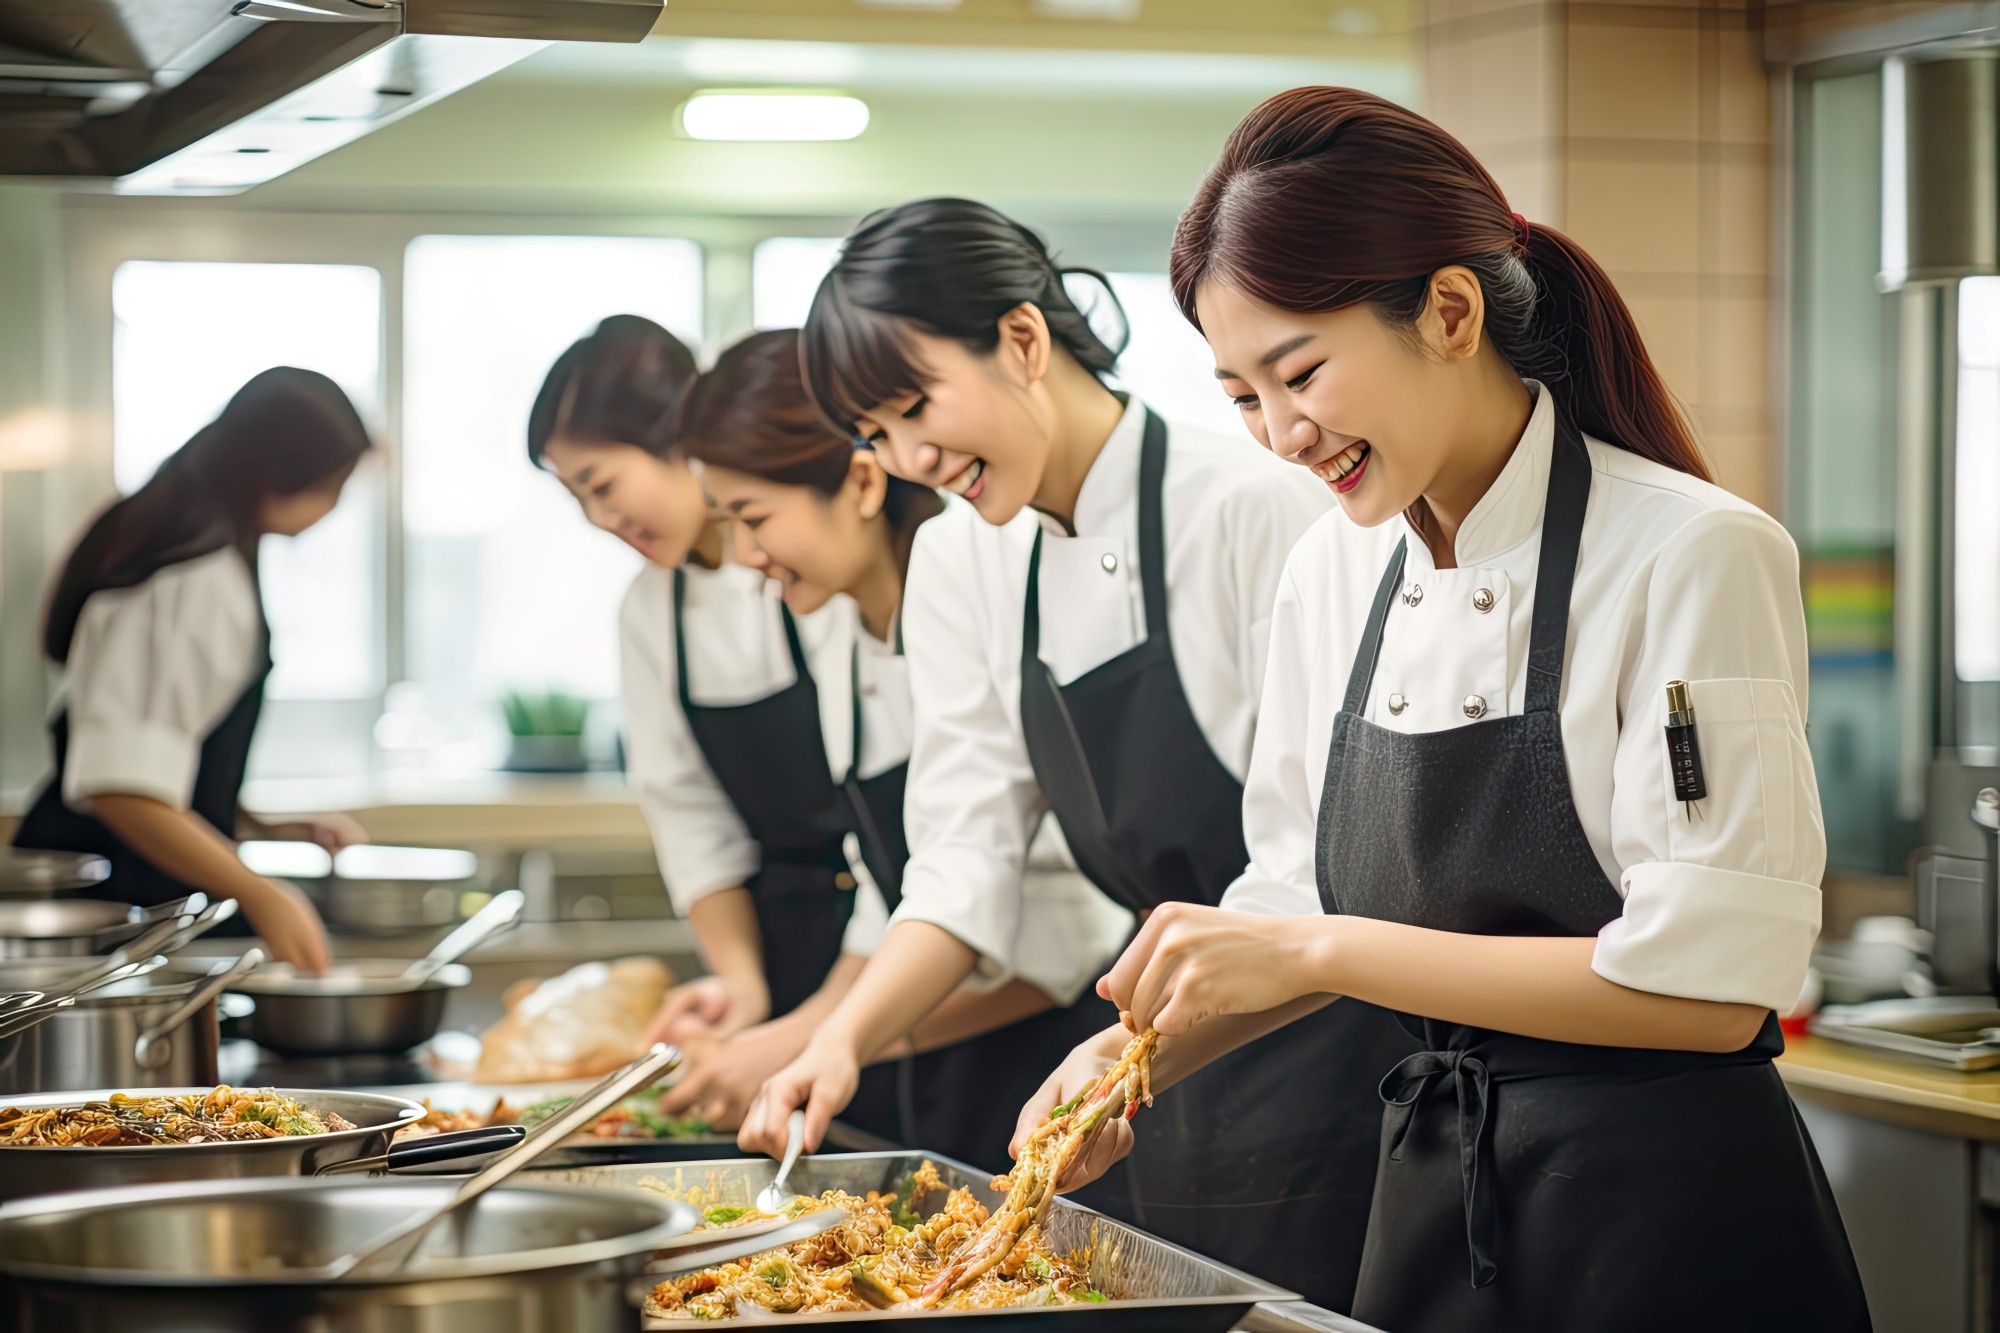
227, 959, 471, 1055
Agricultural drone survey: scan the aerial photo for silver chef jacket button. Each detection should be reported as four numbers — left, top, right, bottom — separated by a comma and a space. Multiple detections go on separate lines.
1472, 587, 1495, 613
1101, 553, 1118, 574
1463, 695, 1488, 720
1388, 693, 1408, 716
1403, 583, 1424, 607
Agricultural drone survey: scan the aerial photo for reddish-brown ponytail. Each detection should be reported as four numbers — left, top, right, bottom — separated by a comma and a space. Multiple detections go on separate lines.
1171, 87, 1709, 482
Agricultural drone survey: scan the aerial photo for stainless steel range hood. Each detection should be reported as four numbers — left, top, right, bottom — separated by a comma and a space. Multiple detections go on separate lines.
0, 0, 661, 194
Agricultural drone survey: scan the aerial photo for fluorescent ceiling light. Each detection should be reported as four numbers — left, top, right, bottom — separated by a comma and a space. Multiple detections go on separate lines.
1031, 0, 1141, 17
681, 92, 869, 141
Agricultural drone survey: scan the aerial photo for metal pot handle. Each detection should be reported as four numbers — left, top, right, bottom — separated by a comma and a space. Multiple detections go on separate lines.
133, 948, 265, 1071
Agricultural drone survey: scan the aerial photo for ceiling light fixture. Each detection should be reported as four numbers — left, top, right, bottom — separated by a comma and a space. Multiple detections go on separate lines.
680, 91, 869, 141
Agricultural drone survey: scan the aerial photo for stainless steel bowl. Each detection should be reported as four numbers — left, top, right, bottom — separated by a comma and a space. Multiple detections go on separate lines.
229, 959, 470, 1055
0, 1175, 696, 1332
0, 851, 110, 899
0, 1086, 425, 1203
0, 954, 260, 1094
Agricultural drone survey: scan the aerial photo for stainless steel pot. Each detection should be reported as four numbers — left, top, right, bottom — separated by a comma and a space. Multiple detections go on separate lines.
0, 953, 261, 1094
0, 896, 198, 959
0, 1086, 428, 1203
0, 1176, 696, 1332
0, 851, 109, 899
230, 959, 471, 1055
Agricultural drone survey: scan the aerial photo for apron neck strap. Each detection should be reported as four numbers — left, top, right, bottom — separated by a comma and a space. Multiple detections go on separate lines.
674, 567, 814, 713
1340, 396, 1593, 719
1523, 404, 1591, 715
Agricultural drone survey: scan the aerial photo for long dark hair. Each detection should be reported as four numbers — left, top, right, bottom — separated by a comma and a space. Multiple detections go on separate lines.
1171, 87, 1709, 481
679, 329, 943, 573
801, 198, 1131, 432
527, 315, 698, 466
44, 367, 371, 664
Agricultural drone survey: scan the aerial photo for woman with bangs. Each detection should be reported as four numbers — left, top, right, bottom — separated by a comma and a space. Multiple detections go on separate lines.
1044, 90, 1867, 1330
738, 198, 1415, 1310
659, 328, 1130, 1169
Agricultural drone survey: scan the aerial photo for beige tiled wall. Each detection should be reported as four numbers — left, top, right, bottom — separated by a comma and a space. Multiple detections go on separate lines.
1421, 0, 1776, 510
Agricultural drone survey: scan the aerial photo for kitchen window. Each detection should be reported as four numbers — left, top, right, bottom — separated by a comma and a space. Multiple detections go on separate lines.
399, 234, 705, 767
111, 260, 387, 705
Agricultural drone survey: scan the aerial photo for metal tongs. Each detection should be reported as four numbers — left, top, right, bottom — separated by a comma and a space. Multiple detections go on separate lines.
324, 1043, 687, 1280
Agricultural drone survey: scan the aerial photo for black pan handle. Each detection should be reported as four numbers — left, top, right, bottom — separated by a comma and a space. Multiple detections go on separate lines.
387, 1124, 526, 1171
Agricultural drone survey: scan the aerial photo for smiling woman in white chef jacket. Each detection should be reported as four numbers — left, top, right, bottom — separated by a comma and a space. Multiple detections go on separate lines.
1047, 89, 1870, 1332
12, 368, 372, 973
645, 328, 1128, 1168
737, 198, 1414, 1311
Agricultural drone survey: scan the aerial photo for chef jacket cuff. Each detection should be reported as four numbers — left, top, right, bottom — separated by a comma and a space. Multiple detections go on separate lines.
655, 853, 759, 918
1592, 860, 1821, 1011
62, 721, 199, 812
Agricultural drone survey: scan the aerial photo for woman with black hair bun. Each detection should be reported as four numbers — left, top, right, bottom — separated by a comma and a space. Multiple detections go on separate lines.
654, 328, 1130, 1169
738, 198, 1414, 1310
13, 367, 372, 972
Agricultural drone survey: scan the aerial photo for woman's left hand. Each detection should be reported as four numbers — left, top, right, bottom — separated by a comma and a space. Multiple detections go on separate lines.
1100, 902, 1332, 1036
263, 813, 369, 853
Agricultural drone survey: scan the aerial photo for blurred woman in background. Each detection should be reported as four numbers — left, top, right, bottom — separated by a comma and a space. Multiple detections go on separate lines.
13, 367, 373, 972
658, 329, 1129, 1167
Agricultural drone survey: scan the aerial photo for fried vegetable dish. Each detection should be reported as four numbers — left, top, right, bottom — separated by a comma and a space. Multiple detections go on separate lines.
645, 1029, 1160, 1320
0, 1086, 358, 1147
391, 1089, 707, 1144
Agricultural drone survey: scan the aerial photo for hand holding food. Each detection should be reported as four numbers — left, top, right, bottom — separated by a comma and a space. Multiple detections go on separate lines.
1098, 900, 1328, 1035
1008, 1025, 1137, 1194
737, 1035, 861, 1157
473, 957, 672, 1083
644, 974, 768, 1047
659, 1017, 808, 1130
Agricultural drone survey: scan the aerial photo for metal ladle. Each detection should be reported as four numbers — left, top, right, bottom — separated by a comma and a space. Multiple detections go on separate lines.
392, 890, 525, 991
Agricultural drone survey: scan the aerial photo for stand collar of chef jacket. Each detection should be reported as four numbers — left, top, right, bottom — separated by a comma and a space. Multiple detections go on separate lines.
1397, 378, 1557, 575
1035, 392, 1147, 540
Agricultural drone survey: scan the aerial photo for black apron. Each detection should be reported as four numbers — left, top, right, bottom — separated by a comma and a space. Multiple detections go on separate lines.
1018, 408, 1413, 1312
838, 633, 1120, 1174
14, 602, 269, 929
1314, 404, 1870, 1331
672, 571, 904, 1146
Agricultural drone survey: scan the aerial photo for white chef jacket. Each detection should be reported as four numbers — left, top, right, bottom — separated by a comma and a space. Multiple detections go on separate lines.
619, 559, 1126, 1003
892, 395, 1334, 975
1222, 383, 1825, 1012
57, 547, 263, 813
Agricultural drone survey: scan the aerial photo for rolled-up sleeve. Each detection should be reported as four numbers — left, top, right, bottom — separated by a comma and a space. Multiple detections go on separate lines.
1593, 508, 1826, 1010
63, 552, 259, 812
1220, 559, 1326, 918
619, 572, 759, 915
888, 522, 1041, 977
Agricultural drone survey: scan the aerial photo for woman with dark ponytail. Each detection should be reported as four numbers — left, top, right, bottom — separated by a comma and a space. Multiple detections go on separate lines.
1068, 88, 1867, 1330
740, 198, 1414, 1310
657, 329, 1130, 1169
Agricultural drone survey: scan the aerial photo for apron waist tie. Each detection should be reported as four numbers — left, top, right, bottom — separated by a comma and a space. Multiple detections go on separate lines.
1380, 1048, 1497, 1289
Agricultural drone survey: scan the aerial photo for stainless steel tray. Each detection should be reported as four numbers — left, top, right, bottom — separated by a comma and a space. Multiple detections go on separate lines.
1808, 996, 2000, 1071
535, 1151, 1296, 1330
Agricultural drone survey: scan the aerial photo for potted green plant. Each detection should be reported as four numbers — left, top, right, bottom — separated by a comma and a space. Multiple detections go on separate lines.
501, 689, 590, 773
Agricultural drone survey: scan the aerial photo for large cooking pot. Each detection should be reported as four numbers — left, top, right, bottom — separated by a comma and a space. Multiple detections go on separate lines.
231, 959, 471, 1055
0, 1086, 463, 1203
0, 896, 201, 959
0, 1175, 696, 1332
0, 851, 109, 899
0, 952, 261, 1094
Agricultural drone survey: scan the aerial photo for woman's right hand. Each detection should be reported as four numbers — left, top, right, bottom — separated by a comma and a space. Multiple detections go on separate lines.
239, 877, 331, 974
738, 1033, 862, 1157
659, 1016, 811, 1131
1009, 1026, 1135, 1191
643, 975, 770, 1048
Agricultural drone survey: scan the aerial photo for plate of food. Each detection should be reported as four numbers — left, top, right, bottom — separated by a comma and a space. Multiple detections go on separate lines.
383, 1080, 743, 1165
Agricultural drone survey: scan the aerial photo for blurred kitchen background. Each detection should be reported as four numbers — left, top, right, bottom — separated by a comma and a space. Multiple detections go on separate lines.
0, 2, 1991, 911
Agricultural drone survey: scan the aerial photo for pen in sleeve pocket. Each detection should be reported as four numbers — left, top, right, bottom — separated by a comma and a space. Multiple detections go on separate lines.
1664, 679, 1706, 804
